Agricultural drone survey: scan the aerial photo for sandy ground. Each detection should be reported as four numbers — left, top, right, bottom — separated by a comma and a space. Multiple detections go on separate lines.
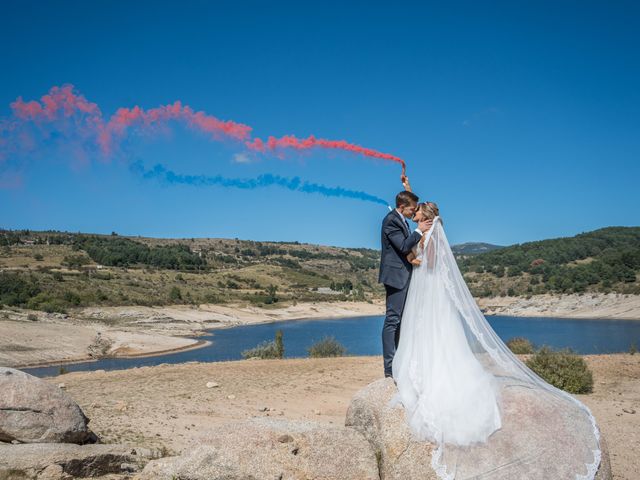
0, 301, 383, 368
44, 354, 640, 480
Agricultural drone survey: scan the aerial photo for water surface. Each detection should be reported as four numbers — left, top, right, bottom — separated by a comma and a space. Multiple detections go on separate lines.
22, 315, 640, 377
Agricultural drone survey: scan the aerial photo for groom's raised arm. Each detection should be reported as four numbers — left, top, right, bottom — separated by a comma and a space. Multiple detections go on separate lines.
401, 175, 412, 192
384, 220, 422, 255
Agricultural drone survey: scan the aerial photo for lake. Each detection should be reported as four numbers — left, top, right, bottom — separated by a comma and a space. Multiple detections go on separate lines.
22, 315, 640, 377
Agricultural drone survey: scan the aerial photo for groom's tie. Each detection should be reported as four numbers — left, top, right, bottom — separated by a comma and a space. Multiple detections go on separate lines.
404, 218, 411, 234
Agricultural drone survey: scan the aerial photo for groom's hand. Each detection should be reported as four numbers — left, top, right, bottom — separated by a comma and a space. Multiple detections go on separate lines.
418, 219, 433, 233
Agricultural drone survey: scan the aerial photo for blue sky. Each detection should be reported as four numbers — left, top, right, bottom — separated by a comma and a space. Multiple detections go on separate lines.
1, 0, 638, 248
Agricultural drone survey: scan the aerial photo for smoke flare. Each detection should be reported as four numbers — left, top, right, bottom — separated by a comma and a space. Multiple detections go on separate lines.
246, 136, 405, 174
2, 85, 406, 173
130, 160, 388, 206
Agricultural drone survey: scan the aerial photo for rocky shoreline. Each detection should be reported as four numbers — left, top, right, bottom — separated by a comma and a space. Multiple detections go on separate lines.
478, 293, 640, 320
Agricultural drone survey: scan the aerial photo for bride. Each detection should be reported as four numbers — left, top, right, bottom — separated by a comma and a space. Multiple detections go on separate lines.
390, 178, 602, 480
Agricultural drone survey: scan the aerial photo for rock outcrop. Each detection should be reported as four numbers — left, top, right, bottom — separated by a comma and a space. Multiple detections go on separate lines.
139, 417, 379, 480
0, 367, 94, 444
345, 378, 613, 480
345, 378, 438, 480
0, 443, 156, 479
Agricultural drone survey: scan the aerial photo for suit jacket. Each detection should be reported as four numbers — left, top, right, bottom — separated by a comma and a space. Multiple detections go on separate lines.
378, 210, 422, 289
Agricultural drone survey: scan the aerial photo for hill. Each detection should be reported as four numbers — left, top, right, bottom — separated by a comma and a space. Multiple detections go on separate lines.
451, 242, 504, 255
1, 226, 638, 314
0, 229, 381, 313
459, 227, 640, 297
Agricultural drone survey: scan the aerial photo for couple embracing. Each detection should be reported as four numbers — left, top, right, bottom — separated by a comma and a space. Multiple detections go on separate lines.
376, 175, 602, 480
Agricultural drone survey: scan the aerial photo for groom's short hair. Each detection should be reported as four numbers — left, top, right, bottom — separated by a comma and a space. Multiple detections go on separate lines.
396, 191, 419, 208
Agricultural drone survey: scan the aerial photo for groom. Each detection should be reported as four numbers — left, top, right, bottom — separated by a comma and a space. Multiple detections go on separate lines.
379, 177, 432, 378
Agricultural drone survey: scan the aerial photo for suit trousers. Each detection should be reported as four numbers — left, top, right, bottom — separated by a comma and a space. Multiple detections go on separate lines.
382, 282, 410, 377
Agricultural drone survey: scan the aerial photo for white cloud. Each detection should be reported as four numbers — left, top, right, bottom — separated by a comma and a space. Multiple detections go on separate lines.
232, 153, 252, 164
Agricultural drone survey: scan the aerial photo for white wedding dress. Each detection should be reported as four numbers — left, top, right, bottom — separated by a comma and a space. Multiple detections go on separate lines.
391, 217, 602, 480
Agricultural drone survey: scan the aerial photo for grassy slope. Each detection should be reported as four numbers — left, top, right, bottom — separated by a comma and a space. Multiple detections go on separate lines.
0, 230, 382, 312
1, 226, 638, 312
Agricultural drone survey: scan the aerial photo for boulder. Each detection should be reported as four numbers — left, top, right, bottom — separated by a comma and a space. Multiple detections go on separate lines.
139, 417, 379, 480
345, 378, 612, 480
0, 367, 93, 444
345, 378, 437, 480
0, 443, 154, 479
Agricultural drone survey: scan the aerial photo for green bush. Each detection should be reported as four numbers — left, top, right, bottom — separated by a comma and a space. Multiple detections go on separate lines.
169, 286, 182, 302
27, 295, 68, 313
242, 330, 285, 359
307, 336, 347, 358
630, 342, 637, 355
506, 337, 535, 354
0, 272, 41, 306
525, 346, 593, 394
203, 292, 221, 304
93, 290, 108, 302
265, 284, 278, 304
275, 330, 284, 358
241, 340, 281, 359
62, 254, 91, 269
63, 290, 82, 306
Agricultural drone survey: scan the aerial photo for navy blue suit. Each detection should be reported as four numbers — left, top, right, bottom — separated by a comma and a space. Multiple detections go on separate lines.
379, 210, 422, 376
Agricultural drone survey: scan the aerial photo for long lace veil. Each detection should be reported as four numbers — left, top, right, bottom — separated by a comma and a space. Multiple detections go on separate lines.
391, 217, 601, 479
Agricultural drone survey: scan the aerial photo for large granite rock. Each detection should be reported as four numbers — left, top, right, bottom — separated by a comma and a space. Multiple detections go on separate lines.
0, 367, 93, 444
345, 378, 612, 480
0, 443, 155, 479
139, 417, 379, 480
345, 378, 437, 480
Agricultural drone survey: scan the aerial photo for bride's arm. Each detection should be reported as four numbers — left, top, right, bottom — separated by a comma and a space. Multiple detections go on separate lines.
406, 251, 421, 266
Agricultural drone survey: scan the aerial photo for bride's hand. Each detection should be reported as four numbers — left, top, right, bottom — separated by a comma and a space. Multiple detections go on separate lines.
418, 219, 433, 233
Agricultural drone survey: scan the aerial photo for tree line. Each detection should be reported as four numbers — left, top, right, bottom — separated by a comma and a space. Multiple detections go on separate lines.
459, 227, 640, 294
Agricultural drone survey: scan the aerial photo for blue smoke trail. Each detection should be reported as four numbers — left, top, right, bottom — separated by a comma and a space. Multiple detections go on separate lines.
130, 160, 389, 206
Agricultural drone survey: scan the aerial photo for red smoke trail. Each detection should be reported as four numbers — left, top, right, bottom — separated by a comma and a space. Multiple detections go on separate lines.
97, 102, 252, 155
8, 85, 252, 157
246, 135, 406, 175
3, 84, 406, 174
11, 85, 102, 121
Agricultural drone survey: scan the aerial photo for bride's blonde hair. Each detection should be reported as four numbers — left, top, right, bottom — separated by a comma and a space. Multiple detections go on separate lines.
418, 201, 440, 220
